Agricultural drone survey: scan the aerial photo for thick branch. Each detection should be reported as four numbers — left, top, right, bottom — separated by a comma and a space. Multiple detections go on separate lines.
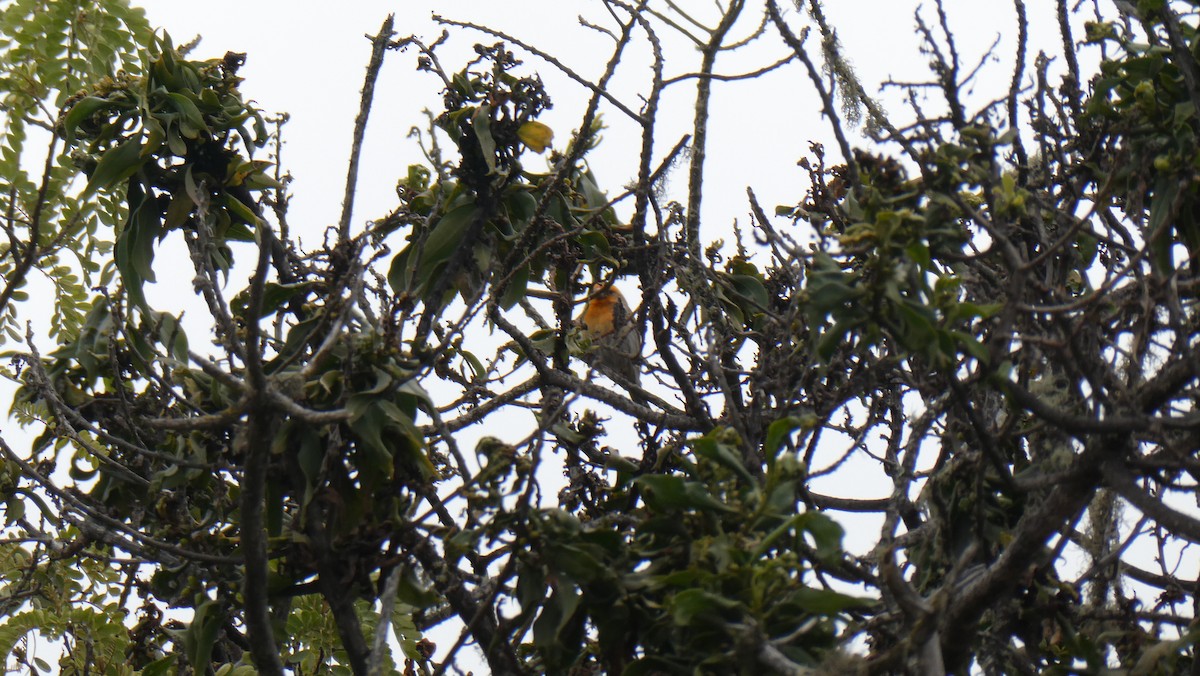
239, 227, 285, 674
939, 435, 1124, 663
398, 526, 525, 675
1103, 460, 1200, 544
684, 0, 744, 261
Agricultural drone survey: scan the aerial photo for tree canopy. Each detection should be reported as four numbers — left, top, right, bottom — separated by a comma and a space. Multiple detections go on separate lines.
2, 0, 1200, 674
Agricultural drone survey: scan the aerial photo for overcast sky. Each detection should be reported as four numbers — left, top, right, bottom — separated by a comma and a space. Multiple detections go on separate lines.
130, 1, 1079, 249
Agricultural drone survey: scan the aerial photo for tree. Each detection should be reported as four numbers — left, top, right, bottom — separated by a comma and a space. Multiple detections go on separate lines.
2, 0, 1200, 673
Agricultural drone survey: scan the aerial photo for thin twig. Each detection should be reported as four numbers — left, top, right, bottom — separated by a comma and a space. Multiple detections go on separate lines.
339, 15, 396, 242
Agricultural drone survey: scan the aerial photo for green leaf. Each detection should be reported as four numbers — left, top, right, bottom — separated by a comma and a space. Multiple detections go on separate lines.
798, 511, 845, 560
532, 586, 581, 664
387, 243, 416, 293
230, 281, 312, 321
0, 610, 46, 661
669, 588, 740, 627
61, 96, 124, 146
156, 311, 189, 362
692, 432, 756, 485
472, 104, 498, 174
378, 399, 435, 478
789, 587, 871, 615
184, 599, 223, 672
634, 475, 736, 514
763, 416, 804, 472
139, 657, 176, 676
84, 136, 145, 196
415, 204, 478, 291
114, 190, 163, 308
728, 274, 769, 310
162, 191, 195, 230
391, 605, 426, 661
167, 91, 207, 136
807, 274, 859, 315
395, 377, 434, 415
295, 427, 323, 491
1147, 177, 1179, 274
950, 330, 990, 363
499, 264, 530, 310
894, 298, 937, 352
346, 395, 395, 480
549, 543, 607, 584
948, 301, 1003, 323
575, 230, 612, 261
68, 452, 98, 482
816, 318, 858, 361
222, 192, 260, 227
578, 170, 609, 210
271, 314, 322, 368
393, 566, 440, 608
505, 189, 537, 227
3, 493, 24, 526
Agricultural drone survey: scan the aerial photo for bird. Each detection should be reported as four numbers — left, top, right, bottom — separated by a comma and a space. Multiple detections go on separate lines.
577, 283, 641, 386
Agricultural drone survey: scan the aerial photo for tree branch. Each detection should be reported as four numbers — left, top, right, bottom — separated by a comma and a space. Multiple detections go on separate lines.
339, 15, 396, 242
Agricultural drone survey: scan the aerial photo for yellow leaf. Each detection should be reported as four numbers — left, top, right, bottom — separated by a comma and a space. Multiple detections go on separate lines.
226, 159, 274, 187
518, 120, 554, 153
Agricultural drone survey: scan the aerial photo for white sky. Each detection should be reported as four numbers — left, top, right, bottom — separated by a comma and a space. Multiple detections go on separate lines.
131, 1, 1077, 249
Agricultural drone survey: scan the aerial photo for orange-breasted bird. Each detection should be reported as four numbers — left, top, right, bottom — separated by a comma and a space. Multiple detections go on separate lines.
577, 284, 641, 385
